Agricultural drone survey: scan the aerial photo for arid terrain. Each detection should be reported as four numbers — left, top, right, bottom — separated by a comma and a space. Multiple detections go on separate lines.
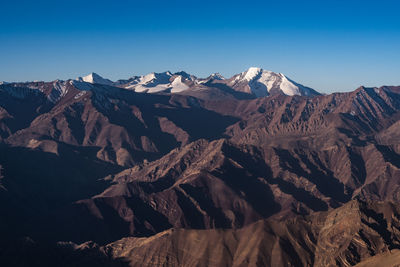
1, 68, 400, 266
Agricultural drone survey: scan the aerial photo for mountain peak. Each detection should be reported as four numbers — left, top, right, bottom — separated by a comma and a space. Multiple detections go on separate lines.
78, 72, 113, 85
247, 66, 262, 72
228, 67, 320, 97
210, 73, 225, 80
244, 67, 267, 81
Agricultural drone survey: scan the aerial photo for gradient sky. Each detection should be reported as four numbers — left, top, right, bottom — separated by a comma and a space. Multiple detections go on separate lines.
1, 0, 399, 93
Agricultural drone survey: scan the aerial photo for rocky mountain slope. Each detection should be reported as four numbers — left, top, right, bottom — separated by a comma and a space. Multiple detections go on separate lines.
3, 200, 400, 267
0, 72, 400, 266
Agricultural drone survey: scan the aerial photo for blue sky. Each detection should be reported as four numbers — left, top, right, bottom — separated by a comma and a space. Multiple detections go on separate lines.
1, 0, 399, 93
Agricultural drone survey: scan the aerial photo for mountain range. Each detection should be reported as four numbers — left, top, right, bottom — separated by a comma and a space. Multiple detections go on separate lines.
1, 68, 400, 266
75, 67, 319, 98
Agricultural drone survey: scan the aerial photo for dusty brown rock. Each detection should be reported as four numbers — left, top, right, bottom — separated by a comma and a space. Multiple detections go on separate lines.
1, 81, 400, 266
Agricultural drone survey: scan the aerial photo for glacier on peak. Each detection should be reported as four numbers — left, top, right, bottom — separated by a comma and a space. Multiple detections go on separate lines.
229, 67, 318, 97
170, 76, 189, 93
243, 67, 263, 81
77, 73, 113, 86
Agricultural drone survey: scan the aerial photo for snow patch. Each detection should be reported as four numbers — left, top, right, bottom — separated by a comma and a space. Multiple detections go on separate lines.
48, 81, 69, 102
74, 91, 87, 99
279, 74, 301, 96
244, 67, 262, 81
121, 71, 191, 93
170, 76, 189, 93
135, 84, 170, 93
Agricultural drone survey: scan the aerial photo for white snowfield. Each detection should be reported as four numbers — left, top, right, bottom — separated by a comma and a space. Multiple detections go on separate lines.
170, 76, 189, 93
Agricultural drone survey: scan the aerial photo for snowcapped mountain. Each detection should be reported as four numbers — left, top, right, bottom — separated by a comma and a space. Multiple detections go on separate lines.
196, 73, 225, 85
227, 67, 319, 97
209, 73, 224, 80
121, 71, 173, 93
73, 68, 319, 97
77, 73, 113, 86
1, 68, 319, 103
115, 71, 195, 93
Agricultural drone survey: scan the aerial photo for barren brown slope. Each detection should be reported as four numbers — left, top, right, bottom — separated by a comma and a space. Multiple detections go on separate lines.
353, 250, 400, 267
51, 131, 400, 244
2, 81, 239, 166
18, 85, 400, 244
3, 200, 400, 267
218, 86, 400, 148
0, 84, 53, 141
85, 200, 400, 267
1, 81, 400, 266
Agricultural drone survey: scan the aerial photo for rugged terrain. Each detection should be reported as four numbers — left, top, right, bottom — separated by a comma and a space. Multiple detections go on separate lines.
3, 200, 400, 267
1, 69, 400, 266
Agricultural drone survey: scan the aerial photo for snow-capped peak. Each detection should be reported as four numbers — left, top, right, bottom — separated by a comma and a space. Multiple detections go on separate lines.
69, 68, 318, 97
244, 67, 263, 81
174, 71, 194, 81
210, 73, 225, 80
77, 73, 113, 85
141, 73, 157, 84
229, 67, 319, 97
170, 76, 189, 93
278, 73, 301, 96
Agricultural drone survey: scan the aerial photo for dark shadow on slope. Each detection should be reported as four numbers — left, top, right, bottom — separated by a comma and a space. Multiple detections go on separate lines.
361, 204, 400, 250
175, 186, 208, 229
375, 145, 400, 169
213, 144, 281, 219
35, 194, 173, 244
0, 238, 129, 267
0, 86, 53, 137
270, 177, 329, 212
63, 102, 86, 145
91, 88, 240, 157
221, 144, 328, 213
179, 175, 234, 228
0, 143, 123, 242
203, 81, 257, 100
152, 107, 239, 140
346, 147, 367, 186
274, 148, 351, 204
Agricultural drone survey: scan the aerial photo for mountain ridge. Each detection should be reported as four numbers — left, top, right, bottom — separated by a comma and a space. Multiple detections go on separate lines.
1, 75, 400, 266
1, 67, 321, 99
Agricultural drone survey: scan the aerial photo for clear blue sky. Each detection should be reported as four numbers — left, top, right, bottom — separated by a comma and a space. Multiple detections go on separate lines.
1, 0, 399, 93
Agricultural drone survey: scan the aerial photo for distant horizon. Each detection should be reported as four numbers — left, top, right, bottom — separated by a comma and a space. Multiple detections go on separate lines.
1, 0, 399, 93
